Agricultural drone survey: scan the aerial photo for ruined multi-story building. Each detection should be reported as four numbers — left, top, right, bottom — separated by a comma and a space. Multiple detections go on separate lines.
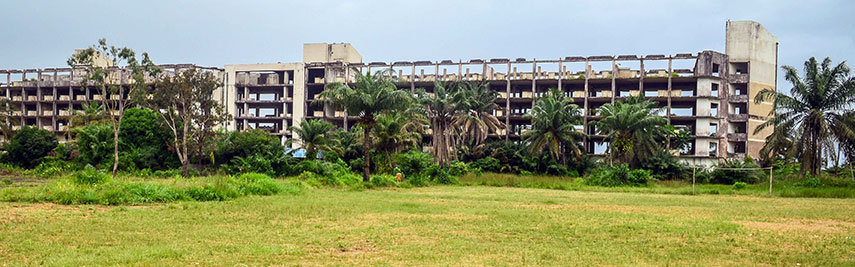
0, 20, 776, 166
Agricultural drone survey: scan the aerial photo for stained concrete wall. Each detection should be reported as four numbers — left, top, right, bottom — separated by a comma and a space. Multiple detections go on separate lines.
303, 43, 362, 64
726, 20, 778, 159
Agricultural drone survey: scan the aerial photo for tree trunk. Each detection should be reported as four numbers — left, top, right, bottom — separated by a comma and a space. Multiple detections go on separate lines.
362, 125, 372, 182
181, 120, 190, 177
112, 127, 120, 177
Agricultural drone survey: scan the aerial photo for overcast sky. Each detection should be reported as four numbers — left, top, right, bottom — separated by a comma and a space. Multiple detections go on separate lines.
1, 0, 853, 89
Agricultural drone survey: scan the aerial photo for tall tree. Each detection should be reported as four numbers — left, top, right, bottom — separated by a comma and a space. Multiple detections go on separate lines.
0, 98, 18, 142
522, 88, 585, 164
147, 68, 230, 177
755, 57, 855, 176
321, 69, 413, 182
417, 82, 463, 167
593, 95, 670, 167
289, 119, 335, 160
455, 82, 506, 150
67, 39, 157, 176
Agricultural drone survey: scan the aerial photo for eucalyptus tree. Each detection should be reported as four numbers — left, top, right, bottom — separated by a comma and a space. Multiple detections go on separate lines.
148, 68, 230, 177
593, 95, 670, 167
67, 39, 157, 176
321, 69, 413, 181
755, 57, 855, 176
522, 88, 585, 165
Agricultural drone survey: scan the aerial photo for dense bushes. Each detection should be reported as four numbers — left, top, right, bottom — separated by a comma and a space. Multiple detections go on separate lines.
395, 151, 432, 178
0, 171, 290, 205
214, 129, 283, 165
708, 158, 762, 184
5, 127, 57, 168
586, 164, 652, 187
74, 124, 115, 168
120, 108, 178, 170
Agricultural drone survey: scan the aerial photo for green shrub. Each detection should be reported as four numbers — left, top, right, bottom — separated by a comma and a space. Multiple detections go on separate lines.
472, 157, 501, 173
124, 183, 184, 202
427, 165, 457, 185
120, 108, 178, 170
31, 157, 78, 177
184, 179, 240, 201
395, 151, 432, 178
732, 182, 747, 190
710, 158, 761, 184
5, 126, 58, 168
236, 172, 282, 195
545, 164, 573, 176
368, 174, 398, 188
796, 176, 823, 188
281, 180, 311, 195
586, 164, 651, 187
642, 150, 687, 180
214, 129, 284, 165
72, 167, 110, 185
448, 161, 473, 176
74, 124, 115, 168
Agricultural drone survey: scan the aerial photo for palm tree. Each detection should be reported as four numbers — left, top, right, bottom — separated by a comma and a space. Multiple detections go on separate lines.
372, 113, 423, 171
417, 82, 464, 167
455, 82, 506, 150
329, 126, 362, 162
758, 121, 796, 165
67, 102, 106, 140
522, 88, 585, 164
289, 119, 335, 160
593, 95, 670, 167
755, 57, 855, 176
321, 69, 413, 182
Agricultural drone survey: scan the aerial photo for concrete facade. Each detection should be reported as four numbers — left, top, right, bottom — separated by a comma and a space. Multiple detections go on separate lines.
0, 22, 776, 166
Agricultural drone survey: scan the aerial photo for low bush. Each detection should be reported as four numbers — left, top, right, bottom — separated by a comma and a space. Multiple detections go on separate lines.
31, 157, 79, 177
124, 183, 185, 203
448, 161, 475, 176
426, 165, 457, 185
732, 182, 747, 190
367, 174, 398, 188
185, 183, 240, 202
471, 157, 501, 173
710, 158, 762, 184
236, 173, 282, 195
395, 151, 432, 178
72, 167, 110, 185
586, 164, 651, 187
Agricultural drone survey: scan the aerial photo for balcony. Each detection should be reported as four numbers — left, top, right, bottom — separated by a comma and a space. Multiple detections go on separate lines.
730, 73, 749, 83
728, 113, 748, 122
727, 133, 747, 142
729, 95, 748, 103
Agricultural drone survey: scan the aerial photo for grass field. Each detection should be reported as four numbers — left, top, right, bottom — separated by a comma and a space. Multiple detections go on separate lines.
2, 185, 854, 265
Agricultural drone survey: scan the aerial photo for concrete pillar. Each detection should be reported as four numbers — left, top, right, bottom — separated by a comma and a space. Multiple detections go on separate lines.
505, 62, 511, 141
611, 58, 616, 104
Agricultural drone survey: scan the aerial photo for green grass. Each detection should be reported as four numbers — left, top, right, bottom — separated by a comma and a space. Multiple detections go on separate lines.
459, 172, 855, 198
1, 185, 854, 265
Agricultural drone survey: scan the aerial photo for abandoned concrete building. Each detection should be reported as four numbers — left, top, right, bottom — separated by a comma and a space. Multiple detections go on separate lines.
0, 20, 776, 166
